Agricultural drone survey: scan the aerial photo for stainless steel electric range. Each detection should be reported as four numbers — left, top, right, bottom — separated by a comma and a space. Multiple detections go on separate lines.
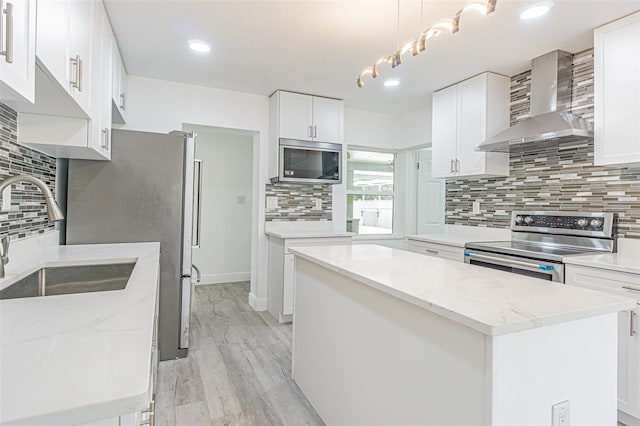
464, 211, 616, 283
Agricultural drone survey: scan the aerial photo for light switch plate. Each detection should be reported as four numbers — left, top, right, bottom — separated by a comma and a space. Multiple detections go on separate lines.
237, 195, 246, 205
266, 196, 278, 209
472, 201, 480, 215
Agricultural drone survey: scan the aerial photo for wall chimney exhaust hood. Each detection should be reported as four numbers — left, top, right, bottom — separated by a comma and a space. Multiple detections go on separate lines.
476, 50, 593, 153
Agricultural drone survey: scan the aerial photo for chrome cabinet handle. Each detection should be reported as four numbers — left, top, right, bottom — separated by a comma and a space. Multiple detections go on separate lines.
0, 0, 13, 63
101, 128, 109, 150
70, 55, 82, 91
456, 159, 460, 173
192, 159, 203, 248
308, 125, 313, 138
450, 159, 455, 173
120, 92, 125, 110
313, 125, 317, 139
623, 285, 640, 293
631, 311, 637, 337
423, 248, 438, 254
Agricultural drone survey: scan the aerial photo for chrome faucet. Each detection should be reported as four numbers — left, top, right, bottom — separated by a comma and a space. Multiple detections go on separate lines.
0, 175, 65, 278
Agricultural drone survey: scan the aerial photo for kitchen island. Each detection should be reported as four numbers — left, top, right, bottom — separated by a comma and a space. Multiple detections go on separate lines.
0, 241, 160, 426
290, 244, 635, 425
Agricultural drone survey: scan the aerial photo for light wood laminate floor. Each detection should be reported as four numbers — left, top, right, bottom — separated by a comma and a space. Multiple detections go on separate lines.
155, 282, 324, 426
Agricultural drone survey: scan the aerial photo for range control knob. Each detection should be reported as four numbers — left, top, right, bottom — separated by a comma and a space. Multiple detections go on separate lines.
524, 216, 534, 225
577, 218, 588, 227
515, 215, 523, 224
590, 219, 602, 228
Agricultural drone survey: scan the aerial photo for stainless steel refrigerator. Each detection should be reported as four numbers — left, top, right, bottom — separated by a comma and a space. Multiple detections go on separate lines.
66, 129, 200, 360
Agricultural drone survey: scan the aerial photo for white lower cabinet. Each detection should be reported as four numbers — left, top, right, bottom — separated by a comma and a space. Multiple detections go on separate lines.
566, 264, 640, 422
268, 234, 352, 323
406, 238, 464, 262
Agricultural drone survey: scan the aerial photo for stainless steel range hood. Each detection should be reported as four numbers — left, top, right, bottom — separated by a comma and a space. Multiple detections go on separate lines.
476, 50, 593, 153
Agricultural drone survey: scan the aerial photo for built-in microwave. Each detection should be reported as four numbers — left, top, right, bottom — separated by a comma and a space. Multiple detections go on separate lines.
274, 138, 342, 184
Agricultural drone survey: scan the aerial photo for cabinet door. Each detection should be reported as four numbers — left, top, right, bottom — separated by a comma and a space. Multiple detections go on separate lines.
618, 306, 640, 418
67, 0, 94, 112
594, 12, 640, 166
283, 253, 295, 315
35, 0, 71, 91
111, 40, 127, 124
88, 1, 111, 159
456, 74, 487, 176
278, 91, 313, 141
431, 85, 458, 178
0, 0, 36, 103
312, 96, 343, 143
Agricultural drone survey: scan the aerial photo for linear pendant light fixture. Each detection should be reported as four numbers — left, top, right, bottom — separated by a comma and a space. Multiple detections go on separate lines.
356, 0, 497, 88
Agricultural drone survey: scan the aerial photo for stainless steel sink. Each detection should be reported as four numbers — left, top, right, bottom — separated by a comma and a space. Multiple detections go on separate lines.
0, 262, 136, 300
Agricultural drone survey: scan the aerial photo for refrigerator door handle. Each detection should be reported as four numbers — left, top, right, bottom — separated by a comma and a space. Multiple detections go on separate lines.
192, 159, 203, 249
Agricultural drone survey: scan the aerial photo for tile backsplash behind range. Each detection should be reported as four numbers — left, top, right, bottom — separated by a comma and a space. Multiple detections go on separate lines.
445, 49, 640, 238
0, 102, 58, 239
265, 182, 332, 221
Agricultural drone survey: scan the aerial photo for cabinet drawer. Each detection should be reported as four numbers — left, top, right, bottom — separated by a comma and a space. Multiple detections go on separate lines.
566, 264, 640, 303
284, 237, 352, 254
406, 240, 463, 262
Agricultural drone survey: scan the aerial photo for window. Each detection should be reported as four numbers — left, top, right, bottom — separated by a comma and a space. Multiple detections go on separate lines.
346, 149, 395, 235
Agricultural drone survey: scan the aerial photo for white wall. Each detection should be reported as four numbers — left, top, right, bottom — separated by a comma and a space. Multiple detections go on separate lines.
188, 126, 253, 285
396, 102, 431, 149
122, 76, 270, 310
344, 108, 398, 149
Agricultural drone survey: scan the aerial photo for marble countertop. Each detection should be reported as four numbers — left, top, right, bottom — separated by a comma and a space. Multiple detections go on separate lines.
265, 230, 354, 239
0, 242, 160, 426
406, 225, 511, 248
564, 252, 640, 275
290, 244, 635, 336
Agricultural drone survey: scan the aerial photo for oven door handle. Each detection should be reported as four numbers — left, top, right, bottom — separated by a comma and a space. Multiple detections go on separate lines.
464, 251, 558, 274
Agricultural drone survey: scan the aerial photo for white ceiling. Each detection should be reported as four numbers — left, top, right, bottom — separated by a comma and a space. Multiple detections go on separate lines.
103, 0, 640, 115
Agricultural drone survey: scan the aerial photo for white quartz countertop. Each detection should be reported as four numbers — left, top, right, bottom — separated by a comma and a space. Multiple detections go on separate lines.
0, 242, 160, 426
563, 252, 640, 275
406, 225, 511, 248
265, 230, 354, 239
290, 244, 635, 336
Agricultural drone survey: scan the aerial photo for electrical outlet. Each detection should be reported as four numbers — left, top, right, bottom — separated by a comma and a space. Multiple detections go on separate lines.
1, 187, 11, 212
552, 400, 570, 426
237, 195, 246, 205
266, 196, 278, 209
472, 200, 480, 215
314, 198, 322, 210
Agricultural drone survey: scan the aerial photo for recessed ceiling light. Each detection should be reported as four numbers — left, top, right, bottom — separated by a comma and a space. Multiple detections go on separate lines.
384, 79, 400, 87
188, 40, 211, 53
520, 2, 554, 20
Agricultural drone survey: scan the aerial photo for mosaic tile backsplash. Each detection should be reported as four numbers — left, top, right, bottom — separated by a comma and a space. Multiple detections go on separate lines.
265, 182, 332, 221
0, 102, 58, 239
445, 49, 640, 239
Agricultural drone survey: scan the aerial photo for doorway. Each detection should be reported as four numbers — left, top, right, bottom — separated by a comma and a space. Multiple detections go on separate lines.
183, 124, 254, 285
416, 147, 445, 234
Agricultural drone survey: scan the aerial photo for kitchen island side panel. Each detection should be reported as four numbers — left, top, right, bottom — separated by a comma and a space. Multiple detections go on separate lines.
292, 258, 489, 425
490, 313, 618, 425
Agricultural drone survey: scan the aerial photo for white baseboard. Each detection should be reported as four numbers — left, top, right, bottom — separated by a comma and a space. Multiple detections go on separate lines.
249, 292, 268, 311
196, 272, 250, 285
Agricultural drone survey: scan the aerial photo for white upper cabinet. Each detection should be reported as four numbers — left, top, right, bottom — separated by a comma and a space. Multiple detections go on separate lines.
36, 0, 95, 114
0, 0, 36, 104
18, 0, 113, 160
276, 91, 343, 143
111, 39, 128, 124
594, 11, 640, 167
88, 0, 112, 159
34, 0, 70, 94
431, 85, 458, 177
431, 72, 510, 179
